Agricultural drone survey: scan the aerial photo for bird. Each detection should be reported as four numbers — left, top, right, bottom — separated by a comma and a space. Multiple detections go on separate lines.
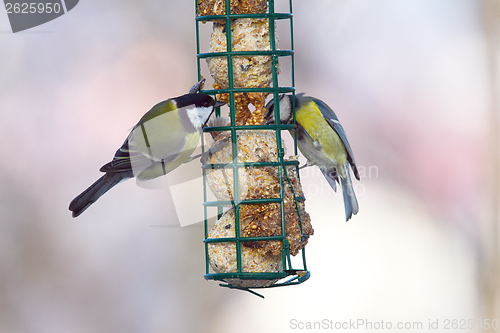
69, 83, 224, 217
264, 93, 360, 221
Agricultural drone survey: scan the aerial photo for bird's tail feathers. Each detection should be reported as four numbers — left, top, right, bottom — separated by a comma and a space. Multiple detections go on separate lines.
69, 171, 133, 218
341, 170, 359, 222
319, 168, 338, 192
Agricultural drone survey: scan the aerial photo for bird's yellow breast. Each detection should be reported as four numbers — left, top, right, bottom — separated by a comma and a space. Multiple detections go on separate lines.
295, 101, 347, 167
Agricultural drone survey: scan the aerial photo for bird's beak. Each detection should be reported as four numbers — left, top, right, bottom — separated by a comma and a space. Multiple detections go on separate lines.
214, 101, 225, 108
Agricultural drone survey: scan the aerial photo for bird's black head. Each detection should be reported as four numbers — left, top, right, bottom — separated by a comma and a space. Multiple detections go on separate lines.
175, 93, 225, 128
264, 94, 294, 125
175, 93, 216, 109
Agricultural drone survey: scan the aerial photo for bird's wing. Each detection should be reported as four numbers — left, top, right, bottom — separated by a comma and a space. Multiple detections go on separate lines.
99, 139, 155, 173
313, 98, 360, 180
100, 101, 194, 175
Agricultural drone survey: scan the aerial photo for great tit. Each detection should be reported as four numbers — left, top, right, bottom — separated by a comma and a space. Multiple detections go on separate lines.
69, 90, 224, 218
265, 93, 360, 221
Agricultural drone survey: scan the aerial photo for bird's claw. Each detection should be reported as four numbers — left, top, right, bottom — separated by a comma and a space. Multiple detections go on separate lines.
190, 136, 231, 164
189, 78, 206, 94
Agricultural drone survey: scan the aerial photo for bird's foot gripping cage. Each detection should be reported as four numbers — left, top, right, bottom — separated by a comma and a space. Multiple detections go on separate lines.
195, 0, 313, 298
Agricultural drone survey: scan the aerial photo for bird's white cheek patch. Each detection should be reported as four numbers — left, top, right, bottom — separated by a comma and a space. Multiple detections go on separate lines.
186, 106, 212, 129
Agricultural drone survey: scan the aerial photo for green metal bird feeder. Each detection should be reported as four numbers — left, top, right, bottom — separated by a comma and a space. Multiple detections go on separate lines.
195, 0, 313, 298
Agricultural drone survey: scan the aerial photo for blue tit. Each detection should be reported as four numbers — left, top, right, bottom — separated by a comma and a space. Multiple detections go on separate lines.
265, 93, 360, 221
69, 91, 224, 217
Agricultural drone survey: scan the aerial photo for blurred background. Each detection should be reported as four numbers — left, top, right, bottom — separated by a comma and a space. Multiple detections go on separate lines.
1, 0, 499, 332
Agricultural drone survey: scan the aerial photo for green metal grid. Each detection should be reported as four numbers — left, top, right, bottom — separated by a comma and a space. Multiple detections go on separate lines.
195, 0, 308, 297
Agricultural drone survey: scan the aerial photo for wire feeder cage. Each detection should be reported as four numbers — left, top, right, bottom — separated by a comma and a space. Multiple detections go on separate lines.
195, 0, 313, 298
